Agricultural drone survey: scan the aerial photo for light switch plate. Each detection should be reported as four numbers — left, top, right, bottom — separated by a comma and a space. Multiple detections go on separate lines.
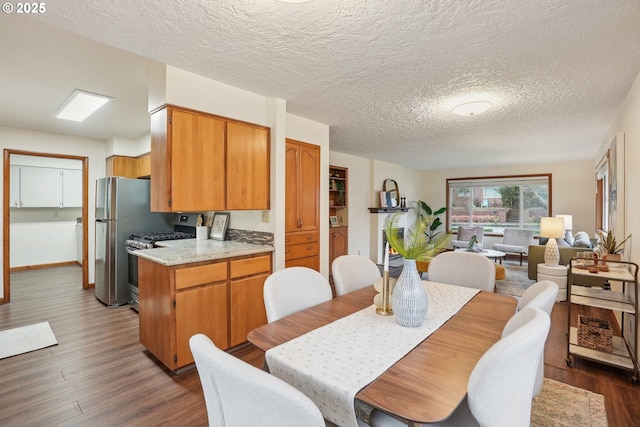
261, 210, 270, 223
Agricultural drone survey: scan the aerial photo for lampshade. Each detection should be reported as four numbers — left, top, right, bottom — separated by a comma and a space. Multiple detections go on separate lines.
540, 217, 564, 266
539, 217, 565, 239
555, 214, 573, 231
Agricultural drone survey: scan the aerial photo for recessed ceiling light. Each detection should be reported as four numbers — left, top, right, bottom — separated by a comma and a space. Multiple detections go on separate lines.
56, 89, 111, 122
451, 101, 493, 116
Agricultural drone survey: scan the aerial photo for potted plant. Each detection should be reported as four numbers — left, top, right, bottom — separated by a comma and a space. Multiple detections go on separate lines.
383, 204, 451, 327
414, 200, 447, 245
597, 230, 631, 260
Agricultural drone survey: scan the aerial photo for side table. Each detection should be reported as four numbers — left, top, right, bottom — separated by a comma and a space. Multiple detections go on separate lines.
537, 264, 568, 301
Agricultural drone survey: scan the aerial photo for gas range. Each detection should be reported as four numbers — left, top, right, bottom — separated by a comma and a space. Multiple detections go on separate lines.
126, 213, 200, 250
126, 230, 195, 250
127, 213, 200, 309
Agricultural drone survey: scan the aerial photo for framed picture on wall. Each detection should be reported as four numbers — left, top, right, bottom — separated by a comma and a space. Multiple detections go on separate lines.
210, 212, 230, 240
330, 215, 339, 227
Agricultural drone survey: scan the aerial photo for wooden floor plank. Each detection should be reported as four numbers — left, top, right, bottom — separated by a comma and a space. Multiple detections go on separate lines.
1, 265, 640, 426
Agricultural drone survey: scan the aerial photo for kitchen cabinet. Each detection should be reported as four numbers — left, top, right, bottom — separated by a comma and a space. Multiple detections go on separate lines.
285, 139, 320, 270
11, 165, 82, 208
136, 153, 151, 178
229, 255, 271, 346
151, 106, 226, 212
138, 252, 271, 371
329, 227, 348, 271
10, 165, 20, 208
150, 105, 270, 212
62, 169, 82, 207
106, 156, 137, 178
566, 258, 639, 382
106, 154, 151, 179
226, 122, 270, 210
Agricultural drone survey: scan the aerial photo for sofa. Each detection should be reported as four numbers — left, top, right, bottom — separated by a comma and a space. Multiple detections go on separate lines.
528, 238, 605, 287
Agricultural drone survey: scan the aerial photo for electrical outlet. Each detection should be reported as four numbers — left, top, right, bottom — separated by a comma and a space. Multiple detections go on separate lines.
261, 210, 269, 223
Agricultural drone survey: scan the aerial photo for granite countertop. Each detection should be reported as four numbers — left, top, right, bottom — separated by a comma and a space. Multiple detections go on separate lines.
133, 238, 274, 266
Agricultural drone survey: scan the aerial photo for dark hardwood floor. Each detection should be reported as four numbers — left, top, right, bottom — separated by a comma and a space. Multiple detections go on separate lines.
1, 265, 639, 426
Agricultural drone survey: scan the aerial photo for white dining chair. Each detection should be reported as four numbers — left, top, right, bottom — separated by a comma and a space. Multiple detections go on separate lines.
370, 306, 550, 427
332, 254, 382, 296
263, 267, 333, 323
189, 334, 325, 427
517, 280, 559, 395
427, 251, 496, 291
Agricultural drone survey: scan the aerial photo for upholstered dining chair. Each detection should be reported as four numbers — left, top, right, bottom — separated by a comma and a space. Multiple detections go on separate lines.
427, 251, 496, 291
451, 226, 484, 249
189, 334, 325, 427
370, 306, 551, 427
332, 254, 382, 296
517, 280, 559, 396
263, 267, 333, 323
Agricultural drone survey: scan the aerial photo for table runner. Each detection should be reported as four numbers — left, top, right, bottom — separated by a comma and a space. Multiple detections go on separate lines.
265, 281, 480, 427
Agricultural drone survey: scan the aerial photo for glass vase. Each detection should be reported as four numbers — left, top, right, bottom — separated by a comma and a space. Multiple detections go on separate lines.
392, 259, 428, 327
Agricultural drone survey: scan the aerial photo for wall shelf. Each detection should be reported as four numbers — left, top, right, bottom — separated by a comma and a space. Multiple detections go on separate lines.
368, 207, 410, 213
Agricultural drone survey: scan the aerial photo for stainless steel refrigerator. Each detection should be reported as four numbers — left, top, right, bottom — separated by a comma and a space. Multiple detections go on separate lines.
95, 177, 172, 307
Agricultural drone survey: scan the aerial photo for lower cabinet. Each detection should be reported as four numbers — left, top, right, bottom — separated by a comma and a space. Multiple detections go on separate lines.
285, 231, 320, 271
329, 227, 348, 273
139, 253, 271, 371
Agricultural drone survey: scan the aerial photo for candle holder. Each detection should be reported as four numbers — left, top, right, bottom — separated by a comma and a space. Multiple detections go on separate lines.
376, 271, 394, 316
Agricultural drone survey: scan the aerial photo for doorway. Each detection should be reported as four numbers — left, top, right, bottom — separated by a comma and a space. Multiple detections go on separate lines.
3, 149, 89, 303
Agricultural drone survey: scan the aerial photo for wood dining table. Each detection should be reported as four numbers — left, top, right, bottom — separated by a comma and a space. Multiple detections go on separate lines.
247, 285, 518, 426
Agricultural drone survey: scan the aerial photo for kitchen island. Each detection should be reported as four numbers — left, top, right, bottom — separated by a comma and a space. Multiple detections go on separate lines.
134, 239, 274, 372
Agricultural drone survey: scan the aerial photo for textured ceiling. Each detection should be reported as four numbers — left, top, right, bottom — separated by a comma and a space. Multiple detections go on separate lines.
2, 0, 640, 170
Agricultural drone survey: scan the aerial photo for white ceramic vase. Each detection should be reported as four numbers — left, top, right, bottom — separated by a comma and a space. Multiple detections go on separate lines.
392, 259, 428, 327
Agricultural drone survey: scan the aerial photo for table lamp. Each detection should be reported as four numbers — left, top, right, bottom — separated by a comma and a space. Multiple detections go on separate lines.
555, 214, 574, 245
540, 217, 565, 266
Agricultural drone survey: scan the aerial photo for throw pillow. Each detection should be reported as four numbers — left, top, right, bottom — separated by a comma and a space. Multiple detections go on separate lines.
458, 227, 478, 241
573, 231, 593, 248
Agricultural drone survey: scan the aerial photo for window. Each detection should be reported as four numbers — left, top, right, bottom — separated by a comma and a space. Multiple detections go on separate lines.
446, 174, 551, 234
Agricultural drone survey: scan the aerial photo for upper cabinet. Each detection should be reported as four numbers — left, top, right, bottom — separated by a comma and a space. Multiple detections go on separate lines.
285, 139, 320, 232
150, 105, 270, 212
226, 122, 270, 210
106, 154, 150, 179
11, 165, 82, 208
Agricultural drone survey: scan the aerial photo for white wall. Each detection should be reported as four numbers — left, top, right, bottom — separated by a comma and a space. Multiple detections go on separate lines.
0, 126, 106, 297
596, 70, 640, 349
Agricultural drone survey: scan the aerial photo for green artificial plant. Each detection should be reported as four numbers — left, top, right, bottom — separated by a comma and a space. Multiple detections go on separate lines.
384, 203, 451, 261
598, 230, 631, 254
414, 200, 447, 244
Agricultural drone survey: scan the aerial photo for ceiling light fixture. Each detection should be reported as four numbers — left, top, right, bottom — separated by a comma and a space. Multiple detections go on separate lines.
451, 101, 493, 116
55, 89, 111, 122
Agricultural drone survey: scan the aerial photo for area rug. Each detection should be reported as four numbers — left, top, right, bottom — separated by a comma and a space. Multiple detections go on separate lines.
0, 321, 57, 359
532, 378, 608, 427
355, 378, 608, 426
495, 261, 535, 297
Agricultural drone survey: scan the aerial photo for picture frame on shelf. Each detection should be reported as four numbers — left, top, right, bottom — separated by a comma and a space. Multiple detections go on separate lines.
330, 215, 339, 227
210, 212, 230, 240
